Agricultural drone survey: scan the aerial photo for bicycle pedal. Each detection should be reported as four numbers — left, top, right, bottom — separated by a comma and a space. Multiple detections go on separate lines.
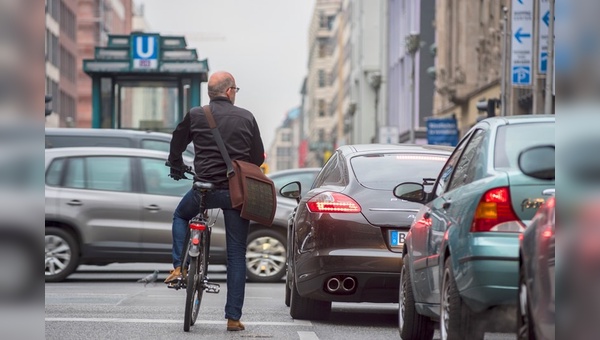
204, 282, 220, 294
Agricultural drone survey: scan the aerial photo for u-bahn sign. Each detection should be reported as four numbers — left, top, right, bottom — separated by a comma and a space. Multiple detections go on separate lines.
132, 34, 159, 70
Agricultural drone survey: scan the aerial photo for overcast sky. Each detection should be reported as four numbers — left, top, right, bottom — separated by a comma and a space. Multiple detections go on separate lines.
134, 0, 316, 149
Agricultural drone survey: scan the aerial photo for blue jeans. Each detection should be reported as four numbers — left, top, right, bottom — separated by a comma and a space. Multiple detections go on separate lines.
172, 188, 249, 321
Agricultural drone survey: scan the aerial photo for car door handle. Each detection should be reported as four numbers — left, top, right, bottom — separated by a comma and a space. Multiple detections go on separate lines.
66, 200, 82, 206
542, 188, 555, 196
144, 204, 160, 211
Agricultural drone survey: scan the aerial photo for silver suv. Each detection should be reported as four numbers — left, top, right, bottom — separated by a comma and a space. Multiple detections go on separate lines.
45, 147, 319, 283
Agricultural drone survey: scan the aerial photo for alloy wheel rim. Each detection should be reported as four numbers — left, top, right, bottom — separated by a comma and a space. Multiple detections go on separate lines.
45, 235, 71, 276
441, 271, 450, 340
246, 236, 286, 278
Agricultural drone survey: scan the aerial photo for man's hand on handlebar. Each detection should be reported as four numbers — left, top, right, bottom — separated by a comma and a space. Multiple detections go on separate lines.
165, 161, 193, 181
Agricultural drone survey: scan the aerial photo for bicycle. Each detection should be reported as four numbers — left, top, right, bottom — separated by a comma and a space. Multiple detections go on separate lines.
166, 164, 221, 332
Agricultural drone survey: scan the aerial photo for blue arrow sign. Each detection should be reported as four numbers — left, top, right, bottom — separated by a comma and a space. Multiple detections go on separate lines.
515, 27, 531, 43
543, 11, 550, 27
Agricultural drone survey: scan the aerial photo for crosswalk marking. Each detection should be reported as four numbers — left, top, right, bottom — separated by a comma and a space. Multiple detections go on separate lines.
45, 317, 312, 327
298, 331, 320, 340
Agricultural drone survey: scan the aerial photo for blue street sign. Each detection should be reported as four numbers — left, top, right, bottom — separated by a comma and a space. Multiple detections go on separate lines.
512, 66, 531, 84
132, 35, 159, 70
540, 51, 548, 73
426, 117, 459, 147
514, 27, 532, 44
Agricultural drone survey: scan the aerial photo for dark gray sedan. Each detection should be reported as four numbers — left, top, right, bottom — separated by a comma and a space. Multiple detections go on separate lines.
281, 144, 452, 320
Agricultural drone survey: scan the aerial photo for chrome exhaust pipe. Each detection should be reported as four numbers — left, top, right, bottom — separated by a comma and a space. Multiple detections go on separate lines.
341, 277, 356, 292
326, 277, 341, 292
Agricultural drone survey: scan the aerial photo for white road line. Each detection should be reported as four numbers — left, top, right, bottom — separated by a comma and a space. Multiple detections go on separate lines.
298, 331, 320, 340
45, 318, 312, 327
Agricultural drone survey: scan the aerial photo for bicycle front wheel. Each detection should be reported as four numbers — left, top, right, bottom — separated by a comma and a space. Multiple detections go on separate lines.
183, 256, 201, 331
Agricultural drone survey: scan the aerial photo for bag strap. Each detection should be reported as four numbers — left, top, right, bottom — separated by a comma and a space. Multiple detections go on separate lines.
203, 105, 235, 178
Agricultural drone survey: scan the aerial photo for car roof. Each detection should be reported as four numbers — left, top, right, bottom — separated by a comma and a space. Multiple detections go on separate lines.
45, 146, 170, 158
45, 128, 173, 138
478, 114, 555, 127
337, 143, 454, 157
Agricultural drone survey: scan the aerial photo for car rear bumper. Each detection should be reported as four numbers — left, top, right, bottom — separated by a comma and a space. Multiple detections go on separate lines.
294, 248, 401, 303
455, 234, 519, 312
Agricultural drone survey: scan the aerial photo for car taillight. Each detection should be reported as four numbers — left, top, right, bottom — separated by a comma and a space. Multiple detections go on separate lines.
306, 192, 361, 213
542, 228, 553, 238
190, 222, 206, 231
471, 187, 524, 232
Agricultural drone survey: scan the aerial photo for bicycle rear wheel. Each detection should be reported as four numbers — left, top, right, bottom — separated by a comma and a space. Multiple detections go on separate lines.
184, 256, 200, 332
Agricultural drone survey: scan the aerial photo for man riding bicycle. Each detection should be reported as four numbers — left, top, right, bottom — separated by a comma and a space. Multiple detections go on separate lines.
166, 71, 265, 332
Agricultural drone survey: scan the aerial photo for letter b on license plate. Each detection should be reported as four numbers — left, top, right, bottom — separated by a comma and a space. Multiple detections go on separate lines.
389, 230, 406, 248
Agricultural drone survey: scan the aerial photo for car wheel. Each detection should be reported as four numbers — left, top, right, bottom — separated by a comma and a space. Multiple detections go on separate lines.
289, 277, 331, 320
246, 229, 287, 283
440, 257, 484, 340
517, 261, 537, 340
284, 269, 291, 307
45, 227, 79, 282
399, 256, 434, 340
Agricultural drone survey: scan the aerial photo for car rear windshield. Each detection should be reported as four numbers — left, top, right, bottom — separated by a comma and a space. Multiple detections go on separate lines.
350, 153, 449, 190
494, 122, 555, 170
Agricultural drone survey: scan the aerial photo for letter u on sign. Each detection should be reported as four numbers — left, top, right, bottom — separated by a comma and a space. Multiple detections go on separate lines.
135, 36, 156, 59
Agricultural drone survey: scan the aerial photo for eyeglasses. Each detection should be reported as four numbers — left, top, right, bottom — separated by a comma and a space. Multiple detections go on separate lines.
229, 87, 240, 93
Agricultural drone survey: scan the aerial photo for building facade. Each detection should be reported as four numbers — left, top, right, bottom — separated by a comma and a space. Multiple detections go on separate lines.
345, 0, 388, 145
45, 0, 78, 127
76, 0, 132, 128
432, 0, 509, 135
388, 0, 436, 143
304, 0, 342, 167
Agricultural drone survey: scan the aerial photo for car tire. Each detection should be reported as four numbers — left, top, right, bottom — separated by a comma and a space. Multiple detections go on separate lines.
289, 278, 331, 320
517, 260, 537, 340
399, 256, 434, 340
45, 227, 79, 282
440, 257, 484, 340
246, 229, 287, 283
285, 269, 291, 307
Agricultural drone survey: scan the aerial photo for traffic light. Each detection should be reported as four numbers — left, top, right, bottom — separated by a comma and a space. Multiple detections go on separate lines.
476, 98, 500, 118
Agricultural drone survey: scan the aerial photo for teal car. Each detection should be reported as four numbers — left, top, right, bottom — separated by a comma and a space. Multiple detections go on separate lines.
393, 115, 555, 340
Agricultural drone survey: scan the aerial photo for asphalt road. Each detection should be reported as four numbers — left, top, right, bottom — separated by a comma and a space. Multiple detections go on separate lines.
45, 263, 516, 340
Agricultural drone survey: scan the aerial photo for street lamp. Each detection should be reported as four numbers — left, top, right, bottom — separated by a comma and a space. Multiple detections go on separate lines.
405, 32, 421, 144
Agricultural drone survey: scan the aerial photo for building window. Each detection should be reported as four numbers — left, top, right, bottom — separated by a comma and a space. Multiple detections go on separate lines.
277, 147, 291, 157
318, 70, 325, 87
318, 100, 326, 117
46, 30, 59, 67
319, 11, 328, 28
60, 2, 77, 41
281, 132, 291, 142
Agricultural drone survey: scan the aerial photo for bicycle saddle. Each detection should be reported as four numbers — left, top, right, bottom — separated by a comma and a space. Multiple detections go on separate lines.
193, 181, 215, 190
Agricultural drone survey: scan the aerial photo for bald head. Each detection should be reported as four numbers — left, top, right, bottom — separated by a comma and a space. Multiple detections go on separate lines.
207, 71, 236, 99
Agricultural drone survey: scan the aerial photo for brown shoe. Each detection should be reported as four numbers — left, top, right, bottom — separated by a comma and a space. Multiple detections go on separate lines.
164, 267, 181, 283
226, 319, 245, 331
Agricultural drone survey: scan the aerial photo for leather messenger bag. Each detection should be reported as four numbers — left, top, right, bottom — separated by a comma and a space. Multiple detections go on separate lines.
203, 105, 276, 226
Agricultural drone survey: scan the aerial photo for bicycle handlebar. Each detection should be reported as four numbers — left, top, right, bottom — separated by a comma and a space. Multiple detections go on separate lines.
165, 161, 196, 179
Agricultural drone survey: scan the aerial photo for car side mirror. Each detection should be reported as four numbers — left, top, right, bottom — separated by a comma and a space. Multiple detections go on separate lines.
393, 182, 426, 202
518, 145, 555, 180
280, 181, 302, 203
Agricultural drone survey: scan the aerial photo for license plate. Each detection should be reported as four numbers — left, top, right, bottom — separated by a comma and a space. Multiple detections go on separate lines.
389, 230, 407, 248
